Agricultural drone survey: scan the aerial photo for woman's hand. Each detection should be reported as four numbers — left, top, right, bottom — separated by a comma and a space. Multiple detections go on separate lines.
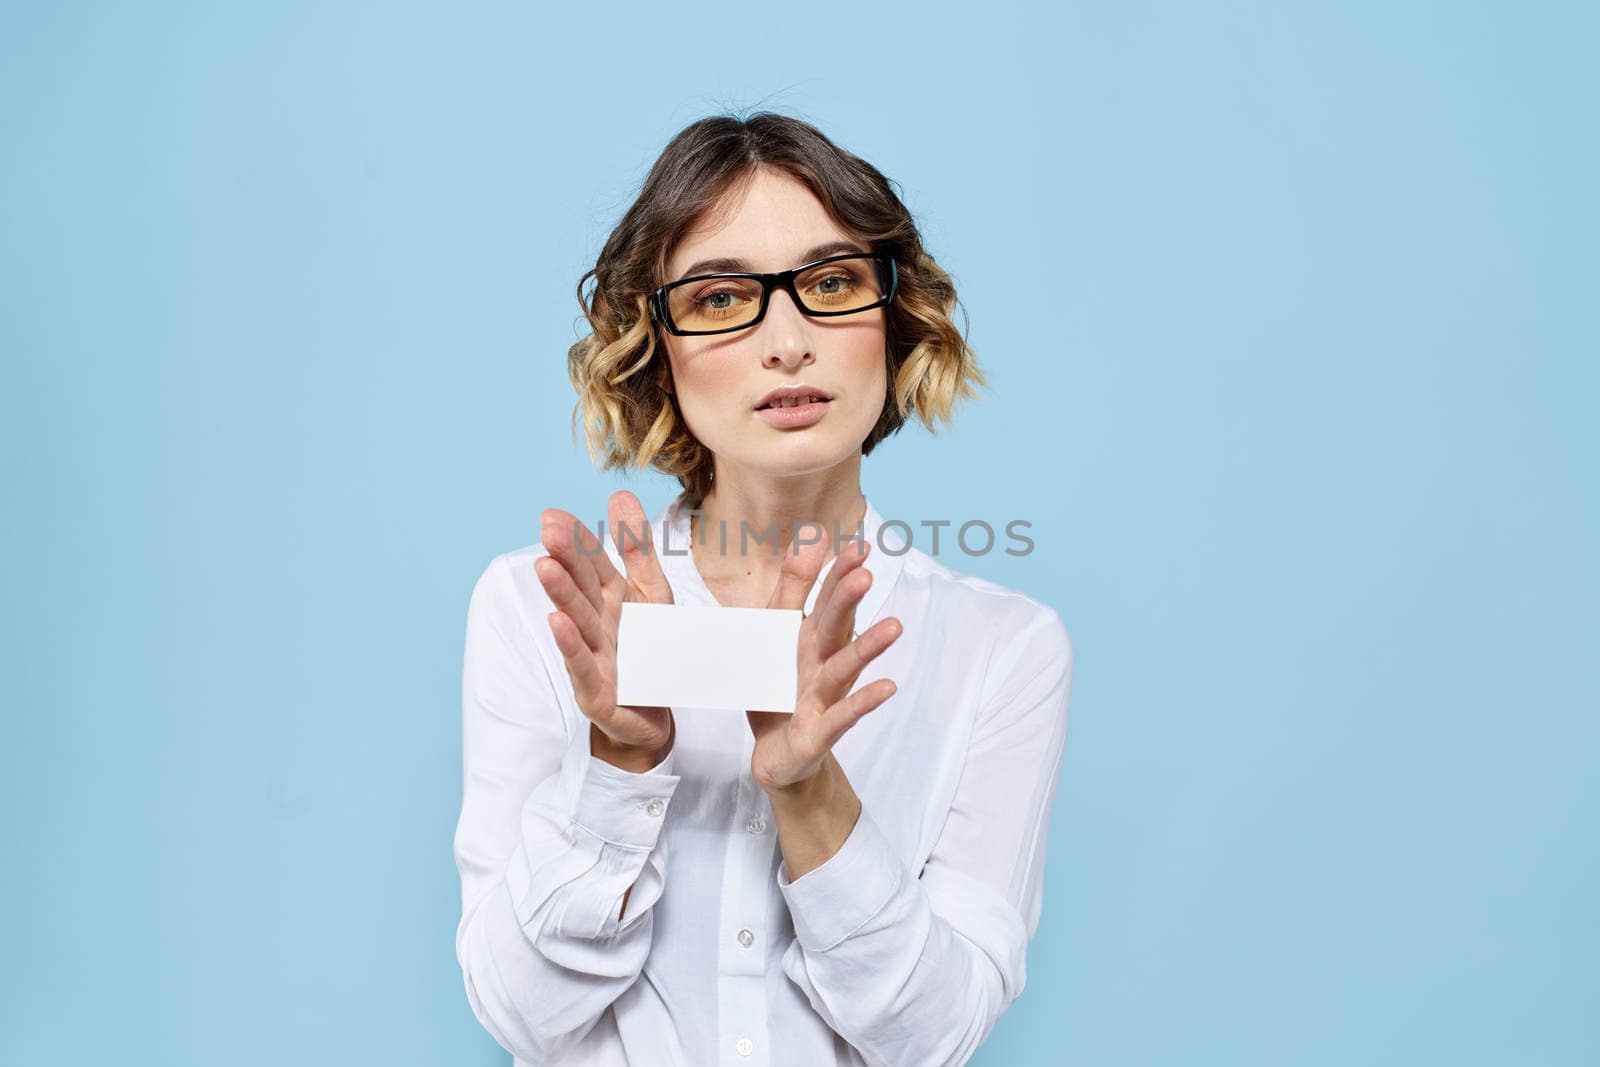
748, 535, 904, 793
536, 490, 676, 767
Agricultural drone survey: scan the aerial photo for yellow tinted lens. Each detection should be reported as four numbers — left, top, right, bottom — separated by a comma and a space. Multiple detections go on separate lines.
795, 257, 882, 313
668, 276, 763, 332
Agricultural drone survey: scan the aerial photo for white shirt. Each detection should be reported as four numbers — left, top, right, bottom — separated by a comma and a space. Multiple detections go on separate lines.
453, 489, 1075, 1067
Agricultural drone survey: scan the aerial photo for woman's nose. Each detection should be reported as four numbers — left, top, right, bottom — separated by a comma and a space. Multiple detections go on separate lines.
760, 288, 814, 367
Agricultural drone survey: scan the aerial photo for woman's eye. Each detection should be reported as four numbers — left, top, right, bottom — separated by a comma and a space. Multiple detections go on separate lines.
696, 289, 741, 310
809, 275, 854, 298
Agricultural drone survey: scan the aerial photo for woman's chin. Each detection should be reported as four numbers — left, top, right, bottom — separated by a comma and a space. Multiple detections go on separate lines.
744, 448, 862, 481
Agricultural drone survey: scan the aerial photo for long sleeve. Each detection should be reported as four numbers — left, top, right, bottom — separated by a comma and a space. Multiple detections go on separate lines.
776, 604, 1075, 1067
453, 552, 683, 1065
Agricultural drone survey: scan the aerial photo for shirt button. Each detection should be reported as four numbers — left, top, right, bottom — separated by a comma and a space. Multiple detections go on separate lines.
737, 928, 754, 947
644, 798, 665, 817
735, 1036, 754, 1056
746, 816, 767, 834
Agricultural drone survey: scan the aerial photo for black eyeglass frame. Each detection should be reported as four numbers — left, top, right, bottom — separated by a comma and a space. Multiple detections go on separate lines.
647, 252, 899, 337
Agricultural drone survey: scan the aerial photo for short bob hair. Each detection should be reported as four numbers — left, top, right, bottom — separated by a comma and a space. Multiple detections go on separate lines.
567, 111, 988, 508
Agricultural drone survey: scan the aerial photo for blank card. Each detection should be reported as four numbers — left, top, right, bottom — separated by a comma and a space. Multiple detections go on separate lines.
616, 601, 802, 712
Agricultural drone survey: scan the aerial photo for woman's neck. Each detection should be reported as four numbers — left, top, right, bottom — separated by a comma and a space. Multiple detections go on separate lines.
688, 463, 867, 608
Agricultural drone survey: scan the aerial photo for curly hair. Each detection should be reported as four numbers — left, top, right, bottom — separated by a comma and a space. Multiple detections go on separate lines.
567, 111, 988, 509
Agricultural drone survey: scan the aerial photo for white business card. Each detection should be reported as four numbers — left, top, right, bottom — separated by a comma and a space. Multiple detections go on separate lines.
616, 601, 802, 712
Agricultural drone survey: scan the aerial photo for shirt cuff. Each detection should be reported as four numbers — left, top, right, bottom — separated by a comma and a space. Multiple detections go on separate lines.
777, 804, 908, 952
569, 745, 682, 850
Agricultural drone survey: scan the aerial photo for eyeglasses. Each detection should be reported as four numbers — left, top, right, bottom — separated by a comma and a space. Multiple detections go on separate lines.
648, 252, 898, 336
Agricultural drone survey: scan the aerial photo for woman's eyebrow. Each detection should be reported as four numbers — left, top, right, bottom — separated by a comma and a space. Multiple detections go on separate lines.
673, 240, 868, 282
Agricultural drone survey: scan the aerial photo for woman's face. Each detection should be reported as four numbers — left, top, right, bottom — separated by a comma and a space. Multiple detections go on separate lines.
659, 167, 888, 486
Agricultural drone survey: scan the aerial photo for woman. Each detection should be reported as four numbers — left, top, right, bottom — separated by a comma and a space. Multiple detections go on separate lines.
454, 112, 1075, 1066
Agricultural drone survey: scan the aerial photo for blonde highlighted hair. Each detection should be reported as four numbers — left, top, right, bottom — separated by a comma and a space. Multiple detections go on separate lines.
567, 111, 988, 508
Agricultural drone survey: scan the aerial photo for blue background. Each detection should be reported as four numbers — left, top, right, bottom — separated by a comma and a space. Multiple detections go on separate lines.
3, 2, 1595, 1064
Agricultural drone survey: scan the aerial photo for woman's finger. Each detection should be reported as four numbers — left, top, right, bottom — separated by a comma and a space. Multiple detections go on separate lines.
540, 508, 608, 613
766, 532, 830, 611
810, 536, 870, 627
816, 678, 898, 752
609, 490, 674, 604
546, 610, 609, 713
572, 516, 625, 594
810, 561, 872, 664
533, 555, 607, 653
813, 616, 903, 708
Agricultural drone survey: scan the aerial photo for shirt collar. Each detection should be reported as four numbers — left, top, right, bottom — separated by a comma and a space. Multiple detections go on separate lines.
651, 489, 907, 634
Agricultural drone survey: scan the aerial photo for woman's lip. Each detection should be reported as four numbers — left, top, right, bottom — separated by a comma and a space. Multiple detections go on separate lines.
755, 391, 833, 409
755, 398, 831, 428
